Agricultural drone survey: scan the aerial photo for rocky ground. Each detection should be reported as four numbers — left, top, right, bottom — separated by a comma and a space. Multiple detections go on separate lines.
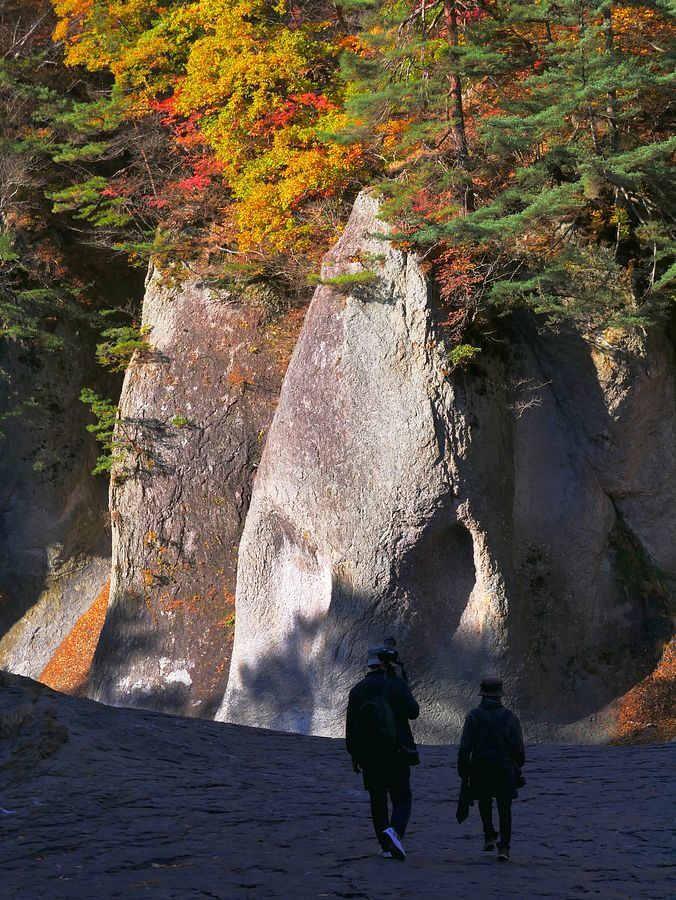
0, 673, 673, 899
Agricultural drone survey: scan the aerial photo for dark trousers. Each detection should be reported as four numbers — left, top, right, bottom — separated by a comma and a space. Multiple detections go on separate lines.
479, 794, 512, 847
363, 761, 412, 849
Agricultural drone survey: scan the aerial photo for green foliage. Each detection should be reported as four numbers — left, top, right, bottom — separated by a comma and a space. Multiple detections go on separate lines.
95, 324, 150, 371
47, 177, 134, 230
0, 241, 88, 351
0, 232, 19, 263
79, 388, 123, 475
308, 270, 377, 287
340, 0, 675, 338
449, 344, 481, 368
171, 414, 189, 428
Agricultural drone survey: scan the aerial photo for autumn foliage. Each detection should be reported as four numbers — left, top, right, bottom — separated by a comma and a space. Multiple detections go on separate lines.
615, 637, 676, 744
39, 580, 110, 696
51, 0, 365, 273
340, 0, 674, 336
45, 0, 674, 331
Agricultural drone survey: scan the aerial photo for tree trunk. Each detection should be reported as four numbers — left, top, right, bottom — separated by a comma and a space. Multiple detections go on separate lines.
443, 0, 474, 214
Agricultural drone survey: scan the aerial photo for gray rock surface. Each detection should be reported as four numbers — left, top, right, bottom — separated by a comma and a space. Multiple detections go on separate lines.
89, 268, 301, 717
221, 191, 674, 741
0, 332, 110, 678
0, 672, 673, 898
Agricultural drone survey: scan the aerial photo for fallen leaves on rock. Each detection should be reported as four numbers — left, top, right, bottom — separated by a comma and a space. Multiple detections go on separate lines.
38, 580, 110, 696
615, 636, 675, 744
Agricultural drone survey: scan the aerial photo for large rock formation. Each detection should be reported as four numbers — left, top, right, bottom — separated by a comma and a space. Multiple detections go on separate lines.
89, 268, 303, 716
220, 192, 675, 742
0, 334, 110, 679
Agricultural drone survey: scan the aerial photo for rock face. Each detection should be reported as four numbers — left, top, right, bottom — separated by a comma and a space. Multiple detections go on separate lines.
220, 191, 675, 742
89, 268, 303, 717
0, 335, 110, 679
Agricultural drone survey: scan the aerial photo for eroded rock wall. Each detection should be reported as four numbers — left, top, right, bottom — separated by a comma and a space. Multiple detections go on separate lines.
89, 269, 302, 716
220, 192, 674, 742
0, 335, 111, 678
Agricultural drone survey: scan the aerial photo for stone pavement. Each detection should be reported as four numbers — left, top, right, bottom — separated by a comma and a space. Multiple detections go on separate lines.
1, 674, 673, 898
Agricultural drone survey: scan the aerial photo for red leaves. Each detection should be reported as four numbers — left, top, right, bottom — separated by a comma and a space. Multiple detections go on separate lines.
176, 156, 223, 193
176, 174, 211, 192
253, 92, 334, 135
149, 96, 224, 196
461, 5, 486, 25
149, 95, 175, 118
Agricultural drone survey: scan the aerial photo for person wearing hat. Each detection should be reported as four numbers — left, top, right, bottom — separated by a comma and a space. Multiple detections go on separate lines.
345, 644, 420, 860
457, 677, 525, 861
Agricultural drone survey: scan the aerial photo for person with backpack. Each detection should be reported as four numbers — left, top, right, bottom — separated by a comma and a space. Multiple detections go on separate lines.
457, 677, 525, 861
345, 644, 420, 861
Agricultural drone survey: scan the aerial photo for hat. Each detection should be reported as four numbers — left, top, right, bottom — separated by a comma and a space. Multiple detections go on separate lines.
479, 677, 504, 697
367, 645, 386, 667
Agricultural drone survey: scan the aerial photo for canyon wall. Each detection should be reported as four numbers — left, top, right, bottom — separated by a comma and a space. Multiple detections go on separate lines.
220, 192, 674, 742
0, 333, 110, 679
88, 269, 302, 716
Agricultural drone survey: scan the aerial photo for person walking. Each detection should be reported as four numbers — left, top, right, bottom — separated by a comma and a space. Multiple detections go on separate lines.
346, 644, 420, 860
457, 677, 525, 861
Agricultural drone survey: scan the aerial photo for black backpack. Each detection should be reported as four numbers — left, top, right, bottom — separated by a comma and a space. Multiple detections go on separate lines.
357, 682, 398, 757
473, 707, 512, 769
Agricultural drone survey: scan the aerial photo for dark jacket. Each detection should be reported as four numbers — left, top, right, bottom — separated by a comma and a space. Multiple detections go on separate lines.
458, 697, 525, 800
345, 668, 419, 766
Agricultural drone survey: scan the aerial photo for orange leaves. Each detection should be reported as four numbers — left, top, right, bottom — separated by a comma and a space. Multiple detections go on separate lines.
613, 4, 675, 57
39, 579, 110, 695
616, 638, 676, 743
227, 365, 254, 392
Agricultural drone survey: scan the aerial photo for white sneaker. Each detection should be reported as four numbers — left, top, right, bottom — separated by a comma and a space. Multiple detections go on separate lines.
383, 827, 406, 861
380, 850, 393, 858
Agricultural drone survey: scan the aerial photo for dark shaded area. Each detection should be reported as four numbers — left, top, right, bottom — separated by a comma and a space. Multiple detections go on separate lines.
87, 289, 304, 719
505, 314, 674, 724
89, 588, 228, 720
394, 515, 477, 687
0, 251, 145, 656
1, 671, 674, 898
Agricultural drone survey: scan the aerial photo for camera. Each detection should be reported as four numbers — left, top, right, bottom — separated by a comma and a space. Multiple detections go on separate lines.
379, 643, 398, 664
380, 637, 408, 681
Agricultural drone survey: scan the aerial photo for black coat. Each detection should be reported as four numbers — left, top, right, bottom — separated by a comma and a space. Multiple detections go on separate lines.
457, 698, 525, 800
345, 668, 419, 766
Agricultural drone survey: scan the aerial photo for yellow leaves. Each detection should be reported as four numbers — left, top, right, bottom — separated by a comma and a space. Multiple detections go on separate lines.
51, 0, 366, 261
613, 4, 675, 56
51, 0, 94, 42
52, 0, 110, 70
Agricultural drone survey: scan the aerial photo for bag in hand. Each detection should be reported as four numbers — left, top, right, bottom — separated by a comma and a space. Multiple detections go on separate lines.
399, 744, 421, 766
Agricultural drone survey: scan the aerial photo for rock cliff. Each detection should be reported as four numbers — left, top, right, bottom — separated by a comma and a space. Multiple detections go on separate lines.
0, 333, 110, 679
89, 269, 303, 716
221, 192, 675, 742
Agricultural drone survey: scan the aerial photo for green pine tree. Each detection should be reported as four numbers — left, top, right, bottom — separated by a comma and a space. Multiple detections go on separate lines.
339, 0, 674, 335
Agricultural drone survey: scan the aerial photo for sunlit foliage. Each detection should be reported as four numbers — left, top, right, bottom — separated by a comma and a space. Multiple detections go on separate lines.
52, 1, 365, 267
49, 0, 676, 332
